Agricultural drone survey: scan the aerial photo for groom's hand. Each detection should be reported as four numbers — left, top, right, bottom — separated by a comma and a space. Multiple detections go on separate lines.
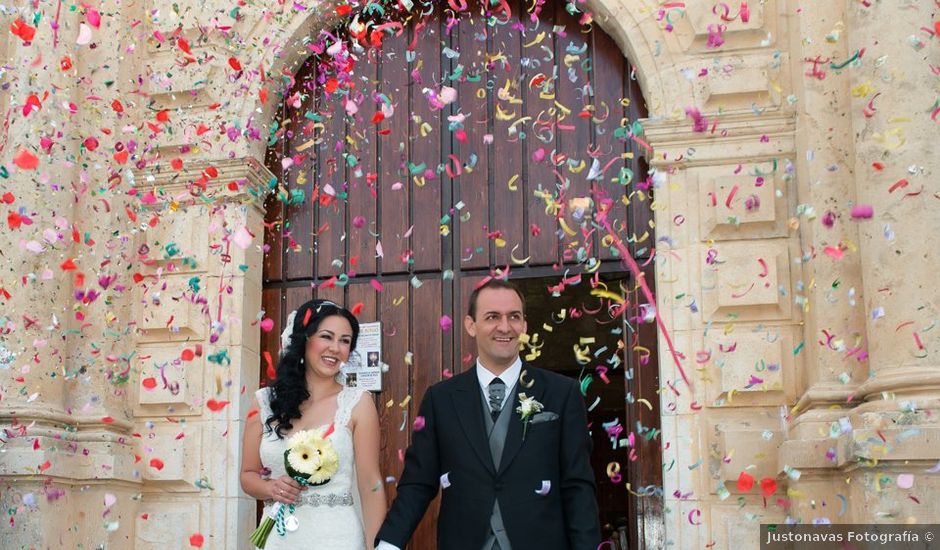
268, 475, 304, 504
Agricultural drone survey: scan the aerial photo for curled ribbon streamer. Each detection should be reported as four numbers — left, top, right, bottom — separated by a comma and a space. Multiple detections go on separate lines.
598, 214, 692, 389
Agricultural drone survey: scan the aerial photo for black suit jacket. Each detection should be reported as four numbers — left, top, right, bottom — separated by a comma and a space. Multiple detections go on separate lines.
377, 365, 601, 550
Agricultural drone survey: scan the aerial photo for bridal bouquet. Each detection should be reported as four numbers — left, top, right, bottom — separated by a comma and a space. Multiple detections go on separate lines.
250, 426, 340, 548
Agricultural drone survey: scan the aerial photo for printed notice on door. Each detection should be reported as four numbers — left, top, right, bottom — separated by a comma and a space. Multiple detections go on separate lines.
342, 322, 382, 392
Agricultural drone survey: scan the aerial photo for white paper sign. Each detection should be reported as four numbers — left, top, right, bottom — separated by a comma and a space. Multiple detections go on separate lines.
341, 321, 382, 391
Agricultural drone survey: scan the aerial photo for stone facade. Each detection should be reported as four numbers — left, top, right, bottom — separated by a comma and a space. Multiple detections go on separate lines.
1, 0, 937, 548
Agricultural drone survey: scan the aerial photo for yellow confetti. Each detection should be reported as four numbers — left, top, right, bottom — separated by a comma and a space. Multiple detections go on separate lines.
590, 288, 625, 303
522, 31, 545, 48
559, 218, 577, 236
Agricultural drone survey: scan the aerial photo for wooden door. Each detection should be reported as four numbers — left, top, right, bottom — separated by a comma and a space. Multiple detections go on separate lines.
262, 1, 661, 547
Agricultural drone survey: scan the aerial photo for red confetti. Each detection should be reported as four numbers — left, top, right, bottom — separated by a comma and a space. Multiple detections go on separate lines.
264, 351, 275, 379
177, 37, 192, 55
60, 56, 72, 71
206, 399, 230, 412
189, 533, 204, 548
101, 416, 114, 424
760, 477, 777, 497
38, 460, 51, 473
9, 18, 36, 44
228, 57, 242, 71
7, 212, 23, 230
1, 192, 14, 204
180, 349, 195, 361
60, 258, 77, 271
141, 377, 157, 390
13, 148, 38, 170
171, 158, 184, 170
22, 94, 41, 117
737, 471, 755, 492
149, 458, 164, 471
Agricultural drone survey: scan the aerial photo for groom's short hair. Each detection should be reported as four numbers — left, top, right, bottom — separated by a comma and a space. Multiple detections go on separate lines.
467, 279, 526, 320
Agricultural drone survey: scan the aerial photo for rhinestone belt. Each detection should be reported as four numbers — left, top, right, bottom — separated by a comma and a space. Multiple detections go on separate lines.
296, 491, 354, 507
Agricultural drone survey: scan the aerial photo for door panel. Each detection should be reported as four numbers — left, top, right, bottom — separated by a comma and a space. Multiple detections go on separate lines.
263, 2, 657, 548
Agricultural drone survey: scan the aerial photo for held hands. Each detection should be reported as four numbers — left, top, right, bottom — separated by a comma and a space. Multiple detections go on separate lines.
269, 475, 305, 504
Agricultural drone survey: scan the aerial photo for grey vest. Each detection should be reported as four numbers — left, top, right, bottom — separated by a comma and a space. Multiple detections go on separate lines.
480, 385, 514, 550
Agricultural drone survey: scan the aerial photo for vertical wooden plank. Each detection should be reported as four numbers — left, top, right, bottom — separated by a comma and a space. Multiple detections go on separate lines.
316, 283, 344, 306
260, 288, 282, 384
348, 51, 379, 276
554, 6, 592, 265
285, 62, 318, 280
628, 263, 663, 550
316, 74, 349, 277
377, 280, 411, 524
411, 17, 444, 273
378, 31, 412, 276
627, 68, 652, 260
284, 286, 313, 325
410, 277, 443, 550
591, 28, 628, 262
456, 275, 486, 374
522, 1, 559, 266
263, 104, 285, 283
455, 0, 491, 270
490, 0, 526, 268
348, 280, 377, 323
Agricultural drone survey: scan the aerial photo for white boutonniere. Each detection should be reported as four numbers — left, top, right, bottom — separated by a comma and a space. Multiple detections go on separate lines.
516, 393, 544, 439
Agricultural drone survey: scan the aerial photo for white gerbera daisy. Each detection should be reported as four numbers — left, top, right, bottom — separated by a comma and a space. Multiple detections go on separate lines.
286, 441, 322, 476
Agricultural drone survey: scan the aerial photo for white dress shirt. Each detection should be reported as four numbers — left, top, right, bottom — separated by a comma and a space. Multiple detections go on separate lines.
376, 357, 523, 550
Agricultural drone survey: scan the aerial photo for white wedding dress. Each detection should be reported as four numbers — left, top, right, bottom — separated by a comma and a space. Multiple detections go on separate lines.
256, 386, 367, 549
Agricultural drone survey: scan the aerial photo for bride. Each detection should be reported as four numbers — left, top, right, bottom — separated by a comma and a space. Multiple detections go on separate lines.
241, 299, 386, 549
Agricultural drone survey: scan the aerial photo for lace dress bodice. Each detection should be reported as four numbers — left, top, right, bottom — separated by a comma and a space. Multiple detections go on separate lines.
256, 386, 367, 549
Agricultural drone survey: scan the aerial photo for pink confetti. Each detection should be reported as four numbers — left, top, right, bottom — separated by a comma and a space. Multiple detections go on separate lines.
439, 315, 453, 332
850, 205, 874, 219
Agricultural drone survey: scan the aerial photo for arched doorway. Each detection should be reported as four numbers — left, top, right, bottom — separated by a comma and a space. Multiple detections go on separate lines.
261, 1, 661, 547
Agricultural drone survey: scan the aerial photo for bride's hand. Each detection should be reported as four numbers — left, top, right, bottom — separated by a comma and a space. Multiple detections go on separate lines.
269, 475, 304, 504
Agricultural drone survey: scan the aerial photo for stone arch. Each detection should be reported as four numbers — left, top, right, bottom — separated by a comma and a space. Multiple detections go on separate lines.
223, 2, 803, 548
233, 0, 690, 160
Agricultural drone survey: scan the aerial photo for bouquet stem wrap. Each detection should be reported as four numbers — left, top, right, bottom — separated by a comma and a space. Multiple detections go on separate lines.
249, 476, 314, 549
250, 427, 337, 549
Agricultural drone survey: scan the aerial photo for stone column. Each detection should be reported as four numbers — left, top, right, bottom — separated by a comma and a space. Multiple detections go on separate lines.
776, 0, 870, 525
128, 158, 271, 548
845, 0, 940, 525
850, 1, 940, 399
0, 7, 141, 547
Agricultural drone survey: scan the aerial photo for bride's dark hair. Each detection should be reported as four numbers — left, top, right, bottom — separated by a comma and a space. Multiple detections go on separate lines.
265, 299, 360, 438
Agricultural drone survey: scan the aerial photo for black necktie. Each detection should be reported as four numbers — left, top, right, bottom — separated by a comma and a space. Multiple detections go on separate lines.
488, 378, 506, 422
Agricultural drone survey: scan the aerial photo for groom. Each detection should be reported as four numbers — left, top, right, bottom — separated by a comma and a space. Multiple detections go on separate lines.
376, 279, 601, 549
